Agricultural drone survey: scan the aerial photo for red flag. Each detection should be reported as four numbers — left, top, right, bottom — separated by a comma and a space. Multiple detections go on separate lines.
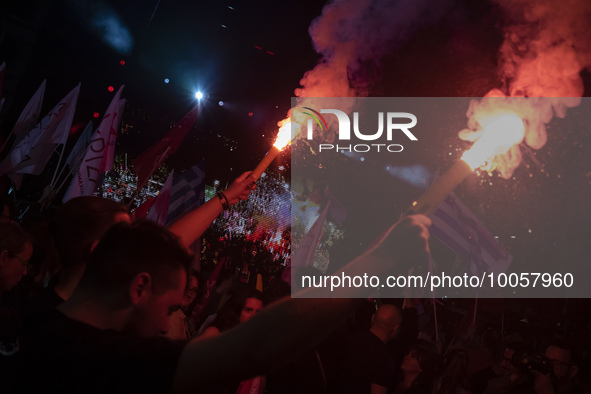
190, 256, 228, 322
131, 197, 155, 220
133, 106, 198, 192
146, 170, 174, 226
63, 86, 124, 202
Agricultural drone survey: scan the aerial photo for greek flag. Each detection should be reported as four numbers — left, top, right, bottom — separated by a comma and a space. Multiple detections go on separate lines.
166, 162, 205, 225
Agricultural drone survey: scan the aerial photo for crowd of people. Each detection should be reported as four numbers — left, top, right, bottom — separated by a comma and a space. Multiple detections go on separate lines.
0, 168, 590, 394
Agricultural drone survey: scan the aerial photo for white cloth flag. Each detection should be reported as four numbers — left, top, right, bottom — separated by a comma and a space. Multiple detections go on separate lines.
11, 80, 46, 137
63, 86, 124, 202
0, 84, 80, 177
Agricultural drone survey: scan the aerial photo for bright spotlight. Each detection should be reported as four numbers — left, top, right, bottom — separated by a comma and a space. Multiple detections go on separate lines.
219, 101, 224, 106
195, 91, 203, 100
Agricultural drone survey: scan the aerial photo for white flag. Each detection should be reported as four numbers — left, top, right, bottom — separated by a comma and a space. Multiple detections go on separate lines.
63, 86, 124, 202
0, 84, 80, 176
12, 80, 46, 137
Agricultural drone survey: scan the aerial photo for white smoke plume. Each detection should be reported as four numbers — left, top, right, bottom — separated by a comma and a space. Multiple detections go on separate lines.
461, 0, 591, 178
288, 0, 454, 140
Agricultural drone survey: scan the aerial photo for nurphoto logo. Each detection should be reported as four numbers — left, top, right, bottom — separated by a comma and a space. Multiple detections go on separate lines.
300, 107, 418, 153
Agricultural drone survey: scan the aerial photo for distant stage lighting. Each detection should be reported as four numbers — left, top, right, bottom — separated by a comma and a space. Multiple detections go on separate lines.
164, 78, 169, 83
195, 91, 203, 100
219, 101, 224, 106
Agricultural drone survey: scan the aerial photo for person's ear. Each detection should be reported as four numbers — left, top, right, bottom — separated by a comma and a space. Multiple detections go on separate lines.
129, 273, 152, 306
569, 365, 579, 379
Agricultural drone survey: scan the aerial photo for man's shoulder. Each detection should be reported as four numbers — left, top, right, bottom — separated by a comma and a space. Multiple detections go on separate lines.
13, 308, 187, 393
21, 306, 187, 362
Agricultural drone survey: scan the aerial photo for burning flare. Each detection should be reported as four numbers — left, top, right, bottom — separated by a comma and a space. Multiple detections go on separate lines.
251, 118, 296, 181
408, 111, 525, 217
460, 112, 525, 171
273, 119, 294, 150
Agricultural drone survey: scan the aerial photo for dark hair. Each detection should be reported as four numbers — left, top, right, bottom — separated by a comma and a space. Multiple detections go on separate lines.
212, 288, 265, 332
0, 222, 32, 254
53, 197, 128, 274
79, 219, 193, 297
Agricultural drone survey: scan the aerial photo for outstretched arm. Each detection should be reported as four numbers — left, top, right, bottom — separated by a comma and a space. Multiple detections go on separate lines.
172, 215, 431, 393
168, 172, 255, 248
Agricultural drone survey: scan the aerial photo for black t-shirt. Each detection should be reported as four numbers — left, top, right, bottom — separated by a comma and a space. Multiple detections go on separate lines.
6, 307, 187, 394
336, 330, 397, 393
33, 285, 66, 309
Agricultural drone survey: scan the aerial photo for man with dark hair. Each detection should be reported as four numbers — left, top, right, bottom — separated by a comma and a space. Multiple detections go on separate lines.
10, 213, 431, 393
71, 219, 194, 337
42, 171, 254, 307
13, 220, 191, 393
47, 196, 130, 305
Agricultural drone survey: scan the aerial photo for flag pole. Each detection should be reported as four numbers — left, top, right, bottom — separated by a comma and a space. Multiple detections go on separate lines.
49, 143, 68, 189
50, 159, 70, 189
54, 152, 86, 193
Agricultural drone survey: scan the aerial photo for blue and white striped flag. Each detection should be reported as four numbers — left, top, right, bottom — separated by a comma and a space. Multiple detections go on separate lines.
430, 193, 512, 276
166, 162, 205, 225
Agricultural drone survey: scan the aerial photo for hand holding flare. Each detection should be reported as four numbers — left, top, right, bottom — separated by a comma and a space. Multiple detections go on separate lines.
408, 112, 525, 216
251, 119, 293, 181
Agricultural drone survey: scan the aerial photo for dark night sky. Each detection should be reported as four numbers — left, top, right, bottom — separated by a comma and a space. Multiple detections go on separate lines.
2, 0, 327, 172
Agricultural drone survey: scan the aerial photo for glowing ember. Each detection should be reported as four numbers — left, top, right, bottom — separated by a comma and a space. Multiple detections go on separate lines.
461, 112, 525, 170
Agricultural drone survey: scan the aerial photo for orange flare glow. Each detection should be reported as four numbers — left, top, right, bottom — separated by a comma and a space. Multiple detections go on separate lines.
407, 112, 525, 217
461, 112, 525, 170
273, 119, 293, 150
252, 118, 296, 181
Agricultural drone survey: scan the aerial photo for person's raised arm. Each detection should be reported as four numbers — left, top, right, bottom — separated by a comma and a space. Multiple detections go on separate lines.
168, 172, 255, 248
172, 215, 431, 393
